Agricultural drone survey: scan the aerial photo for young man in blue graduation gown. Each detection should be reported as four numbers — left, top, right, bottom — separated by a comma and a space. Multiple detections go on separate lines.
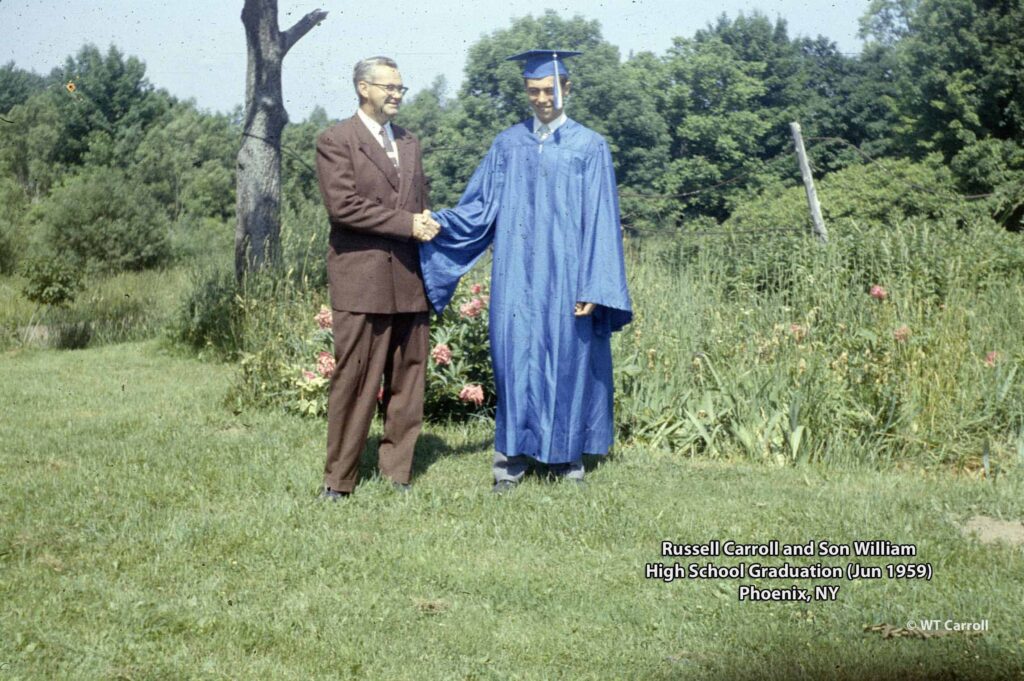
420, 50, 632, 492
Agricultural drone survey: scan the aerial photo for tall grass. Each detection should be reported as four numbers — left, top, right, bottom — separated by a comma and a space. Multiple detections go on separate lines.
0, 216, 233, 351
615, 218, 1024, 467
169, 201, 334, 420
0, 268, 194, 350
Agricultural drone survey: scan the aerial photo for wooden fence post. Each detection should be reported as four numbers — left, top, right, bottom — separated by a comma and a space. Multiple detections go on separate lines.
790, 122, 828, 243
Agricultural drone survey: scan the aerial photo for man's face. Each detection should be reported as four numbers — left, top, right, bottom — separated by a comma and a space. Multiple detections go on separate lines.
525, 76, 570, 124
358, 65, 404, 122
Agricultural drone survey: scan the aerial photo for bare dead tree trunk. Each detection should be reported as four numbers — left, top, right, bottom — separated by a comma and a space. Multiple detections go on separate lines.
235, 0, 327, 279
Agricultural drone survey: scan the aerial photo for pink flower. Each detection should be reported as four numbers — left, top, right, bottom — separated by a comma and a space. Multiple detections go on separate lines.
789, 323, 807, 342
315, 305, 333, 330
481, 295, 490, 306
985, 351, 1000, 367
377, 385, 385, 402
431, 343, 452, 366
316, 351, 335, 378
459, 298, 485, 318
470, 283, 483, 294
869, 285, 888, 301
893, 325, 911, 343
458, 384, 484, 406
302, 370, 317, 381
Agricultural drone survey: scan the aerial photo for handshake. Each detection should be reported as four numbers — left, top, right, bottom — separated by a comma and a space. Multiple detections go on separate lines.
412, 210, 441, 242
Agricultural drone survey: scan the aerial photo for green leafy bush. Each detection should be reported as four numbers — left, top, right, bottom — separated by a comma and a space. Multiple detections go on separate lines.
28, 166, 171, 272
21, 257, 82, 307
167, 216, 233, 267
727, 157, 987, 233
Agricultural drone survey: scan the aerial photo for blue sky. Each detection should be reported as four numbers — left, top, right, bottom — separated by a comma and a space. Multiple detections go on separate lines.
2, 0, 868, 121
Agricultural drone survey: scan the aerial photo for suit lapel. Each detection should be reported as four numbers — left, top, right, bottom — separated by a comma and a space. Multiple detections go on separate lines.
352, 115, 400, 192
394, 126, 416, 208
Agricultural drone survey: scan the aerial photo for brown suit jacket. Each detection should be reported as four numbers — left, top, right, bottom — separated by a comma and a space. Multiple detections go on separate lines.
316, 115, 429, 313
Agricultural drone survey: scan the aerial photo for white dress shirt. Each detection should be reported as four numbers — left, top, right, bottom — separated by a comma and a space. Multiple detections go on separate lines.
533, 112, 567, 139
357, 108, 400, 167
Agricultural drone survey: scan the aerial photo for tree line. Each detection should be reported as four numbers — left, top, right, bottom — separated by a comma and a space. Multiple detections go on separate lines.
1, 0, 1021, 280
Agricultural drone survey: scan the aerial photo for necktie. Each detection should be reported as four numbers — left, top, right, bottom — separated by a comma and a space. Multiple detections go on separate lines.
380, 127, 399, 168
537, 124, 551, 142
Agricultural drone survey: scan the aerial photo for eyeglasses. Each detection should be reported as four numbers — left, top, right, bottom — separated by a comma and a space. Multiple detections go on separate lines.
365, 82, 409, 96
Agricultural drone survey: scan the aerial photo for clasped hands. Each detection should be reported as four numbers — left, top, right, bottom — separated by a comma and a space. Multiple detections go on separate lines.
412, 210, 441, 242
413, 210, 592, 316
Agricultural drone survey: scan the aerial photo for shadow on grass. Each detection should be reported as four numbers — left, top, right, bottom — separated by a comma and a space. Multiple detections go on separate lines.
354, 432, 493, 484
353, 429, 617, 488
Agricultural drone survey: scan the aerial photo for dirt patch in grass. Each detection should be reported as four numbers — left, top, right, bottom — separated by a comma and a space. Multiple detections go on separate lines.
960, 515, 1024, 546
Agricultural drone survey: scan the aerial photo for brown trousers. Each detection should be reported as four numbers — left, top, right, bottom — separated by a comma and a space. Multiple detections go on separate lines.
324, 310, 429, 492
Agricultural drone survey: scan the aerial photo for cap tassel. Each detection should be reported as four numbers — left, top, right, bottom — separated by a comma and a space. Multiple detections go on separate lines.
553, 52, 563, 110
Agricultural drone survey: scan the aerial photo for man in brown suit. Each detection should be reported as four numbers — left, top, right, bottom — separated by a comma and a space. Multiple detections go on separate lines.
315, 56, 440, 499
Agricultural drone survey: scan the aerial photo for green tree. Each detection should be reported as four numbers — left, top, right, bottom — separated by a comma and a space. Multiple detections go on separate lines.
0, 45, 174, 198
48, 45, 170, 168
396, 76, 448, 142
860, 0, 1024, 226
0, 91, 65, 197
0, 61, 48, 114
395, 77, 449, 205
281, 105, 329, 210
653, 13, 861, 223
659, 34, 771, 221
133, 102, 237, 219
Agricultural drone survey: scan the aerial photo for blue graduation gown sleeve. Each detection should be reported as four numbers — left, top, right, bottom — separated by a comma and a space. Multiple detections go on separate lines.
578, 138, 633, 334
419, 144, 503, 315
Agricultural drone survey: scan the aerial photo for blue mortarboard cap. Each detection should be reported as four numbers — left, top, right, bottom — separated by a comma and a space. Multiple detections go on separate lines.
506, 49, 581, 79
506, 50, 581, 110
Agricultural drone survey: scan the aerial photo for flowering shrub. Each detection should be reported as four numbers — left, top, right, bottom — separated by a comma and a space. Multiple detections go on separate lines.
276, 278, 496, 421
424, 278, 495, 419
283, 307, 337, 417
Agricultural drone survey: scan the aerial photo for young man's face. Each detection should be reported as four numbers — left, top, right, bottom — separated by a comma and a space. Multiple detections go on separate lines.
358, 65, 405, 122
525, 75, 570, 124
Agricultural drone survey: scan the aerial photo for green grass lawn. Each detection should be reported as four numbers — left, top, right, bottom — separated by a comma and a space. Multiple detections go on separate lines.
2, 342, 1023, 680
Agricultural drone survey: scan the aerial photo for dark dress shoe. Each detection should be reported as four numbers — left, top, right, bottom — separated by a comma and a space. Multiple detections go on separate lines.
319, 486, 349, 501
491, 480, 518, 494
392, 482, 412, 493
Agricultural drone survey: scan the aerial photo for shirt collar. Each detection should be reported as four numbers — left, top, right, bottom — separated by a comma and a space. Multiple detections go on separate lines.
357, 108, 393, 139
533, 112, 567, 136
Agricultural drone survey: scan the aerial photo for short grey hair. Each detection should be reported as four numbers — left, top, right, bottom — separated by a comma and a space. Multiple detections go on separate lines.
353, 56, 399, 95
